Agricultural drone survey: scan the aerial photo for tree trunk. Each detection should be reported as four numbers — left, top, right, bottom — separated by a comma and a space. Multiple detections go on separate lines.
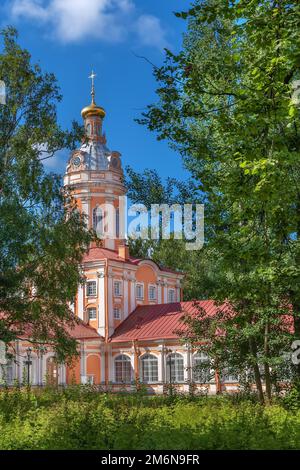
249, 338, 265, 404
264, 322, 272, 402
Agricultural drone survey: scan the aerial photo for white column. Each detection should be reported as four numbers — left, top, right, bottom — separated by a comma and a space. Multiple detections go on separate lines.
176, 287, 181, 302
158, 346, 164, 383
131, 349, 135, 384
40, 355, 44, 385
77, 284, 84, 320
59, 364, 66, 385
80, 342, 86, 383
108, 276, 114, 336
36, 356, 40, 385
130, 280, 136, 313
124, 279, 129, 318
163, 285, 168, 303
158, 283, 162, 304
183, 348, 189, 383
98, 271, 105, 336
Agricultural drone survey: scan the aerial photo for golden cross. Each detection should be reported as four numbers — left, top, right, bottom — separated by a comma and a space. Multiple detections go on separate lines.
89, 70, 97, 104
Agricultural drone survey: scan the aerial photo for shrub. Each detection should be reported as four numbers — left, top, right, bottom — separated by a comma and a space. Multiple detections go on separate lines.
0, 388, 300, 449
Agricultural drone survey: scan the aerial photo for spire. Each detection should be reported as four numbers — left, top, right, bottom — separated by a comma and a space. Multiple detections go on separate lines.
89, 70, 97, 105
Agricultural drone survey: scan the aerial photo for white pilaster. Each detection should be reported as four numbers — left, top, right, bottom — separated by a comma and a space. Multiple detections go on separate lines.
80, 342, 86, 382
59, 364, 66, 385
124, 279, 129, 318
158, 283, 162, 304
130, 350, 135, 383
158, 346, 164, 383
163, 285, 168, 303
97, 271, 105, 337
183, 347, 189, 383
108, 275, 114, 336
130, 280, 136, 312
77, 284, 84, 320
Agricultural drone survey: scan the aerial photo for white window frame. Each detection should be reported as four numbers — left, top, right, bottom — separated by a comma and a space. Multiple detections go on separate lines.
166, 353, 185, 383
86, 281, 97, 297
93, 206, 103, 236
136, 283, 144, 300
114, 280, 122, 297
148, 285, 156, 301
87, 307, 97, 320
140, 354, 159, 384
168, 288, 176, 303
114, 354, 132, 384
193, 352, 211, 384
113, 307, 121, 320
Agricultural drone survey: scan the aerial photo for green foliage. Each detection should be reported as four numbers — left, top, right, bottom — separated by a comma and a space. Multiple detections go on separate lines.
135, 0, 300, 402
283, 381, 300, 411
0, 27, 93, 359
125, 166, 217, 299
0, 388, 300, 449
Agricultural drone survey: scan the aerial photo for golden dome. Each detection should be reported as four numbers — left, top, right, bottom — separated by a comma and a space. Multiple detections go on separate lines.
81, 102, 106, 119
81, 70, 106, 119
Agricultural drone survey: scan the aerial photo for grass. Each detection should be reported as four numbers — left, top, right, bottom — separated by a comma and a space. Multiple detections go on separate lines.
0, 385, 300, 450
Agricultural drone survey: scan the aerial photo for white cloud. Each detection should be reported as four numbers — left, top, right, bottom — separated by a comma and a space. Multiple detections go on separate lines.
9, 0, 168, 49
134, 14, 169, 50
10, 0, 135, 43
11, 0, 49, 21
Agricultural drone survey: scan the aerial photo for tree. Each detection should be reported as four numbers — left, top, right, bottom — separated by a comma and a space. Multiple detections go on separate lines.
0, 27, 93, 361
125, 166, 219, 300
137, 0, 300, 401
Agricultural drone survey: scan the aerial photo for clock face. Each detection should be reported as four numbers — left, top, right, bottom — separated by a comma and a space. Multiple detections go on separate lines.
72, 156, 81, 167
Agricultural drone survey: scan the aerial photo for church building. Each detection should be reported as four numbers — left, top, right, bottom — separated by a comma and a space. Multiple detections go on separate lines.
1, 79, 238, 394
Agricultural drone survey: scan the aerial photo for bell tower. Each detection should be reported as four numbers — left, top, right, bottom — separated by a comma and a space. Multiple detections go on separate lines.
64, 71, 126, 250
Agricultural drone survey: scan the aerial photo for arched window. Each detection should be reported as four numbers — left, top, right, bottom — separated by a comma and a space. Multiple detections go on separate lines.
93, 206, 103, 236
166, 353, 184, 383
140, 354, 158, 383
193, 353, 211, 383
86, 123, 92, 136
115, 354, 132, 384
116, 208, 120, 238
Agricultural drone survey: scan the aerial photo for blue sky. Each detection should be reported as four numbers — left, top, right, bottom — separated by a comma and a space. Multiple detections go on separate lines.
0, 0, 190, 179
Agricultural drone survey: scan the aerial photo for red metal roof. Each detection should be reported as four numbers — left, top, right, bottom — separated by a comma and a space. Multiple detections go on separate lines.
109, 300, 226, 343
0, 314, 102, 341
66, 320, 102, 340
82, 247, 183, 274
83, 246, 141, 265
